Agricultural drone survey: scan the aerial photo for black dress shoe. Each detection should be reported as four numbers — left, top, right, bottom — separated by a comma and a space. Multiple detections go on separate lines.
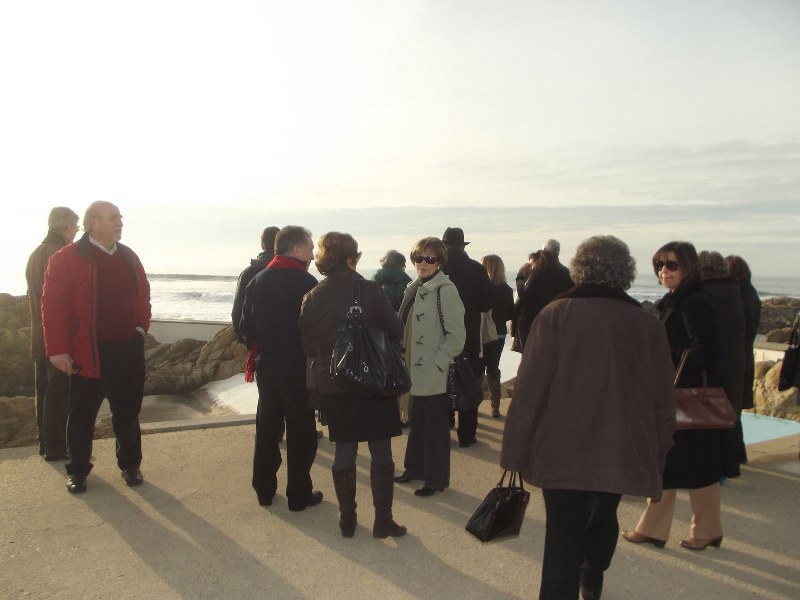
121, 468, 144, 487
288, 490, 323, 512
580, 569, 603, 600
257, 493, 274, 507
414, 485, 443, 497
44, 451, 70, 462
393, 473, 413, 483
458, 438, 477, 448
66, 474, 87, 494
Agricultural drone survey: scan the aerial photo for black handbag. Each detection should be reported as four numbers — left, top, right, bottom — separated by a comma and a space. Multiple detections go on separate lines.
435, 287, 483, 411
466, 471, 531, 542
778, 314, 800, 391
330, 280, 412, 397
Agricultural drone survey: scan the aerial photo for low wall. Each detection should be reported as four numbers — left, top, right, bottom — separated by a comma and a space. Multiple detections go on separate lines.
149, 319, 229, 344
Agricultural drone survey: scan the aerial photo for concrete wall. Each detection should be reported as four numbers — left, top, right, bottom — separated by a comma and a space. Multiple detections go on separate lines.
149, 320, 228, 344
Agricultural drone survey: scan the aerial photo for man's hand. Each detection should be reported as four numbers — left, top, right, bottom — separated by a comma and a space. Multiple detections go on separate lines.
50, 353, 74, 375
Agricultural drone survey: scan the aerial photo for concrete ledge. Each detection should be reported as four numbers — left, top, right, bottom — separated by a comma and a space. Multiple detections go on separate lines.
142, 413, 255, 434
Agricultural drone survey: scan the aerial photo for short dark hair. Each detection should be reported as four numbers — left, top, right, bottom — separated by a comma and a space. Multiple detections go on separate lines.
409, 237, 447, 267
261, 226, 280, 253
725, 255, 752, 284
652, 241, 700, 284
275, 225, 312, 255
315, 232, 361, 275
379, 250, 406, 269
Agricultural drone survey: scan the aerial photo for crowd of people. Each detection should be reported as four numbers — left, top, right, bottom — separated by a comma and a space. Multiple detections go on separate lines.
27, 204, 769, 599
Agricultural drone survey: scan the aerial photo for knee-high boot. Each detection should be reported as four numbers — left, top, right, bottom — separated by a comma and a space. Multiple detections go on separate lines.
488, 372, 502, 417
371, 461, 407, 539
332, 466, 357, 538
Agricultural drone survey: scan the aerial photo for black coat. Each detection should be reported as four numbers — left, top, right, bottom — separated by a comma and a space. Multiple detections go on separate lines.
240, 260, 317, 378
701, 274, 746, 413
441, 247, 493, 360
513, 265, 573, 348
489, 282, 514, 336
299, 269, 403, 443
231, 251, 274, 343
740, 282, 761, 409
657, 282, 740, 488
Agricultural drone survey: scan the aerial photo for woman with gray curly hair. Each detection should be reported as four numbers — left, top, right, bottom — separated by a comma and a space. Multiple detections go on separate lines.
501, 235, 676, 600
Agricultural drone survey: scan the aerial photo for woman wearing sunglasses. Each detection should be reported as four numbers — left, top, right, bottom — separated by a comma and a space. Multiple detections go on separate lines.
394, 237, 465, 497
623, 241, 739, 551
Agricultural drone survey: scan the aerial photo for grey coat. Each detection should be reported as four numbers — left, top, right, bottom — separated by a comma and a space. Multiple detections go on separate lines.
401, 270, 466, 396
500, 291, 676, 499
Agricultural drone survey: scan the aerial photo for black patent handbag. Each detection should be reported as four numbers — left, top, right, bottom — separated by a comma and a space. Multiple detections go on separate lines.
330, 280, 411, 397
466, 471, 531, 542
435, 287, 483, 411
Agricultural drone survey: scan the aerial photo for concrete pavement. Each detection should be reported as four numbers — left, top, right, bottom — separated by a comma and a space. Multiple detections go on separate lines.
1, 398, 799, 600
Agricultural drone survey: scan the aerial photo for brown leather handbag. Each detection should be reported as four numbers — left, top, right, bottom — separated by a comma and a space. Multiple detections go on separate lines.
674, 349, 736, 430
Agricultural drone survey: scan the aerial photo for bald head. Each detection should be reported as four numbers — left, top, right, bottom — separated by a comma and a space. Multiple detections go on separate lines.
84, 201, 123, 249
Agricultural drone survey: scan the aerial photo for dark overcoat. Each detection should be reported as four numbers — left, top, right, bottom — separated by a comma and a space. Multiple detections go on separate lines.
513, 265, 573, 348
658, 282, 741, 488
500, 287, 676, 499
740, 282, 761, 409
299, 269, 403, 442
441, 247, 493, 360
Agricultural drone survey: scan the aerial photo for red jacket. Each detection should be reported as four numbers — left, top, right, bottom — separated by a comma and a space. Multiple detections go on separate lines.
42, 235, 151, 378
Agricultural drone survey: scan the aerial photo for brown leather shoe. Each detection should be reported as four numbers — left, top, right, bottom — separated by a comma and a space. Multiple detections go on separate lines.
680, 535, 723, 550
621, 530, 666, 548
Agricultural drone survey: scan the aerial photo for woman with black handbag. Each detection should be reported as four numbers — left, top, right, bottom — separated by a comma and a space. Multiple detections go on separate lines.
299, 232, 407, 539
393, 237, 465, 497
501, 236, 675, 600
623, 241, 740, 553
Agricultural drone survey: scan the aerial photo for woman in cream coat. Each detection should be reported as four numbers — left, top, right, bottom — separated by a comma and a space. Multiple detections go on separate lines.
394, 237, 465, 497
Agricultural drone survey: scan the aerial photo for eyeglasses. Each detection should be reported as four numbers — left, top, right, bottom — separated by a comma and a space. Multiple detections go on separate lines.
412, 255, 439, 265
655, 260, 680, 272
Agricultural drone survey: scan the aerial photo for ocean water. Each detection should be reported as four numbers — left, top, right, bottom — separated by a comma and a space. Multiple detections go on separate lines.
146, 272, 800, 323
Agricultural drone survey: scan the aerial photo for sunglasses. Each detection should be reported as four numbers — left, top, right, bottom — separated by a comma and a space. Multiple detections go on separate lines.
412, 255, 439, 265
655, 260, 680, 272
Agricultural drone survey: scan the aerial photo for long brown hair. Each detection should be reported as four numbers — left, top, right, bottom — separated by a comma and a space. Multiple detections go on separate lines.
481, 254, 507, 285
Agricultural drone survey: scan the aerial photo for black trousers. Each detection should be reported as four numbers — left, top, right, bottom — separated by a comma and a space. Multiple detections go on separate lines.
455, 353, 482, 444
252, 373, 318, 502
540, 489, 622, 600
35, 360, 70, 455
66, 335, 145, 476
403, 393, 450, 489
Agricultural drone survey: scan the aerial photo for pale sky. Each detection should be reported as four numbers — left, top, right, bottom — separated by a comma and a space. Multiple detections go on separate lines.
2, 0, 798, 293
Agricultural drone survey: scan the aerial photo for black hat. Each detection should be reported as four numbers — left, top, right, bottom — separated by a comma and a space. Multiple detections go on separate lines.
442, 227, 469, 246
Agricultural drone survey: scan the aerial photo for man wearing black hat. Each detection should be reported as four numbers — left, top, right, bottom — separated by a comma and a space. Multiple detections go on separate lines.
441, 227, 494, 447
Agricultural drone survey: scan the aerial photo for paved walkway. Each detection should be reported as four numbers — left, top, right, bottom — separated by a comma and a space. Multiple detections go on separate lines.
1, 399, 799, 600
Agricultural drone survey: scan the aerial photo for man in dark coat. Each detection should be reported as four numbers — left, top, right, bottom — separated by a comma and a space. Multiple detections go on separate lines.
232, 226, 279, 344
240, 226, 322, 511
441, 227, 494, 447
26, 206, 80, 460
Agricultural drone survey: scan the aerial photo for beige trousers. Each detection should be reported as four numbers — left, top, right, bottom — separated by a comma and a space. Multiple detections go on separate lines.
634, 483, 723, 540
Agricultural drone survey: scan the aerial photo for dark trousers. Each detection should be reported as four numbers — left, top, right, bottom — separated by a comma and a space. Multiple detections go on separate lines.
481, 338, 504, 379
540, 489, 622, 600
455, 353, 482, 445
35, 360, 70, 455
252, 373, 318, 502
66, 336, 145, 476
403, 393, 450, 488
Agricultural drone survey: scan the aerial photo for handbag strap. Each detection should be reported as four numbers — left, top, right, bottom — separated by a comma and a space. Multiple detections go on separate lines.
497, 470, 525, 490
347, 279, 364, 323
674, 348, 709, 390
435, 286, 448, 336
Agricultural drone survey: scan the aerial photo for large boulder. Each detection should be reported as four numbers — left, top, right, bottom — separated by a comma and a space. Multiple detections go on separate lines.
759, 296, 800, 334
751, 360, 800, 422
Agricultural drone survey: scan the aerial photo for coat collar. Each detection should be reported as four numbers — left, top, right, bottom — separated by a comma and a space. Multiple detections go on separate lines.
554, 283, 641, 307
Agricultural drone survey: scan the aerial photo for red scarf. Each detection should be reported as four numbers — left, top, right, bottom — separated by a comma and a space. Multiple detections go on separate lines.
244, 254, 309, 382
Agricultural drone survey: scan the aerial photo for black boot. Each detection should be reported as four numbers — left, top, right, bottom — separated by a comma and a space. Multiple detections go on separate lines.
371, 461, 407, 539
332, 466, 357, 538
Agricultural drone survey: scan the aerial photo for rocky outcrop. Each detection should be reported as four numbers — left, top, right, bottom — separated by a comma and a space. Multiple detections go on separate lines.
758, 296, 800, 334
751, 360, 800, 422
0, 294, 248, 398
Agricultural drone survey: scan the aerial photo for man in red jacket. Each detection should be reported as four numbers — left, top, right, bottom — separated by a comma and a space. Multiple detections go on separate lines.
42, 201, 151, 494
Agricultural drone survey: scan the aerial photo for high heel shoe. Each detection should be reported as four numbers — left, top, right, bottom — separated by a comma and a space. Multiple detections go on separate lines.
621, 530, 667, 549
679, 535, 723, 550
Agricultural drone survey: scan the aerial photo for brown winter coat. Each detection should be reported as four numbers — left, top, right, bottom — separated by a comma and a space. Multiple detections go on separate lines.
500, 288, 676, 499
